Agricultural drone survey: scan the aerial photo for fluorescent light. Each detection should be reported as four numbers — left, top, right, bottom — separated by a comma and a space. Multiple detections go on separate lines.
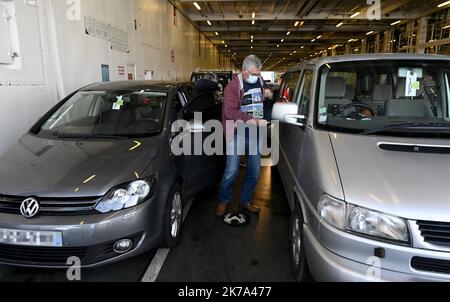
294, 21, 299, 26
287, 31, 291, 36
277, 44, 280, 47
281, 39, 284, 42
252, 12, 256, 19
391, 20, 402, 26
221, 40, 225, 44
311, 39, 316, 42
317, 35, 322, 39
293, 50, 297, 53
251, 35, 254, 39
251, 40, 253, 43
252, 20, 255, 25
225, 45, 228, 48
300, 46, 304, 49
350, 12, 360, 18
336, 22, 344, 28
215, 32, 219, 36
207, 20, 212, 26
438, 1, 450, 7
366, 31, 374, 35
444, 25, 450, 29
193, 2, 201, 11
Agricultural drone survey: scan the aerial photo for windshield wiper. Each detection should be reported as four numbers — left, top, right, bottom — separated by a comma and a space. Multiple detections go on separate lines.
363, 122, 450, 135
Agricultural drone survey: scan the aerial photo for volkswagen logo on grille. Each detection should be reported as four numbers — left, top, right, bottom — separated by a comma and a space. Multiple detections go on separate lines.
20, 198, 40, 218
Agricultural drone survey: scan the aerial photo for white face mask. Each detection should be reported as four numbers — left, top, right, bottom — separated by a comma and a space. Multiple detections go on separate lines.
246, 74, 259, 84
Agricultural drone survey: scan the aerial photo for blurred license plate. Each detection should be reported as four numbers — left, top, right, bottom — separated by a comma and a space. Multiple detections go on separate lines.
0, 228, 63, 247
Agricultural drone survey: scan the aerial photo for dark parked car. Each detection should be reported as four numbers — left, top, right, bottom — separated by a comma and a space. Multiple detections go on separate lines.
0, 81, 223, 268
190, 71, 233, 90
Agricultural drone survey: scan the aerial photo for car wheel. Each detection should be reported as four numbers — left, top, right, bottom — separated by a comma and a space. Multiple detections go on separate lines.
162, 183, 183, 248
291, 204, 312, 282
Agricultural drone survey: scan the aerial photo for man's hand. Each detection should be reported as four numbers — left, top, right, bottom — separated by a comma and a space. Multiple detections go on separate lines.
264, 89, 274, 100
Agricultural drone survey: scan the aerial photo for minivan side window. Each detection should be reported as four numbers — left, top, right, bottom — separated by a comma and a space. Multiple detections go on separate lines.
280, 71, 302, 102
298, 70, 314, 117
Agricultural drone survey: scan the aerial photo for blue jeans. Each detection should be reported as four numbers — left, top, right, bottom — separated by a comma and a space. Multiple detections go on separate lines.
218, 134, 261, 205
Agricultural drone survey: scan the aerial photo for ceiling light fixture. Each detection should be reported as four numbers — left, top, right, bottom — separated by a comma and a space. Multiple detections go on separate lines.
366, 31, 374, 35
215, 32, 219, 36
391, 20, 402, 26
252, 12, 256, 19
438, 1, 450, 8
350, 12, 361, 18
317, 35, 322, 39
193, 2, 201, 11
336, 22, 344, 28
287, 31, 291, 36
252, 20, 255, 25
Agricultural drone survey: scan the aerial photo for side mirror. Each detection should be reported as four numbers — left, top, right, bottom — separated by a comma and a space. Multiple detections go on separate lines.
272, 102, 306, 127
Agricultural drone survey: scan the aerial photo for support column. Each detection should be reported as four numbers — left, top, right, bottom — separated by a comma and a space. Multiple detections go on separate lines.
416, 17, 428, 54
383, 30, 392, 53
345, 44, 351, 54
361, 39, 367, 54
375, 33, 380, 53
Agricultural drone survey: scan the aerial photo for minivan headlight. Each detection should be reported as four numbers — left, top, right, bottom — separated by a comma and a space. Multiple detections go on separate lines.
96, 178, 155, 214
318, 195, 410, 243
318, 195, 346, 230
347, 205, 409, 242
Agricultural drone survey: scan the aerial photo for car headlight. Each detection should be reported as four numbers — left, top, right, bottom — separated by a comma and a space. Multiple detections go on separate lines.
95, 178, 155, 214
347, 205, 409, 242
318, 195, 346, 230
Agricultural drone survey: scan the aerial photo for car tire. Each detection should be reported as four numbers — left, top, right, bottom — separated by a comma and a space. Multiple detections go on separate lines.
162, 183, 183, 248
290, 204, 312, 282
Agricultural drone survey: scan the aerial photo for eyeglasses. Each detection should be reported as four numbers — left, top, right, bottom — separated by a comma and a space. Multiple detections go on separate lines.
246, 69, 261, 77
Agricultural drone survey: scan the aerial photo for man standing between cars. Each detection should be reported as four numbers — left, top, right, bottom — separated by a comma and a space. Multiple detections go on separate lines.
216, 55, 273, 217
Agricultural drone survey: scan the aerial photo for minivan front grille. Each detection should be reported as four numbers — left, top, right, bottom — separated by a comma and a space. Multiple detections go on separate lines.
411, 257, 450, 275
417, 220, 450, 246
0, 195, 101, 216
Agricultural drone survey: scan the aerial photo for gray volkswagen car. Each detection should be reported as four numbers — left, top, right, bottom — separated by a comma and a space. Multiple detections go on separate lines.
273, 54, 450, 281
0, 81, 223, 268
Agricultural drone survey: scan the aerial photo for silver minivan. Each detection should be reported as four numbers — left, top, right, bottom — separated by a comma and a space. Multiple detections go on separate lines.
272, 54, 450, 282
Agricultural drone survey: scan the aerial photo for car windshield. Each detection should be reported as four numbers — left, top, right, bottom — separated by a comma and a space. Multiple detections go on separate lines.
316, 60, 450, 137
39, 90, 167, 138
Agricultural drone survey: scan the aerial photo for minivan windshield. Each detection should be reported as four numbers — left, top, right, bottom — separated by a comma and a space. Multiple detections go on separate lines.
316, 60, 450, 137
39, 90, 167, 139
